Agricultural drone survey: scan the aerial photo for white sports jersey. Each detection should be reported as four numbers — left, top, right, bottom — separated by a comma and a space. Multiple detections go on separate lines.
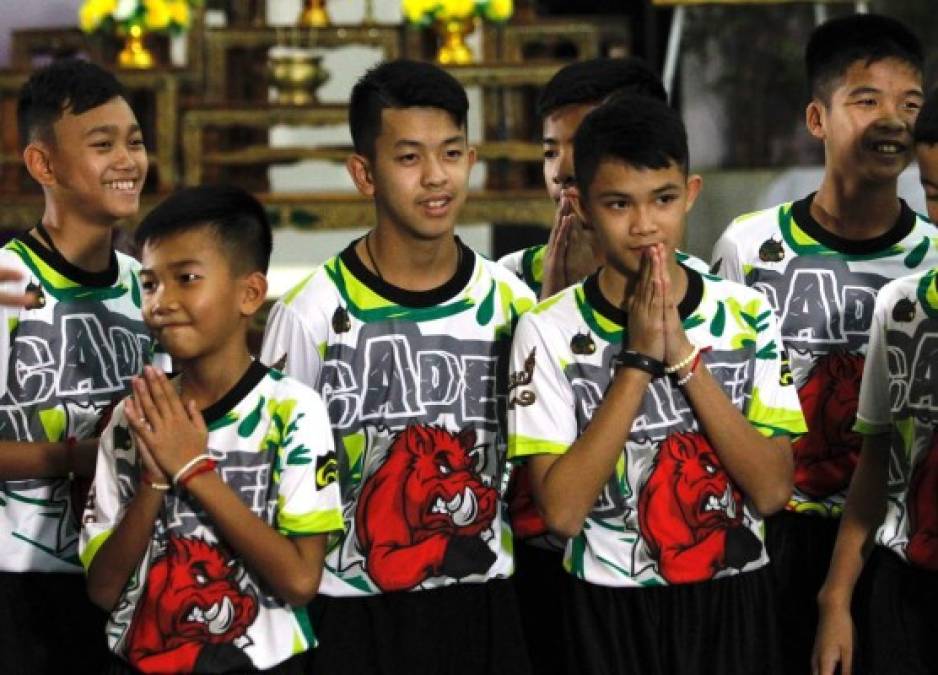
855, 267, 938, 571
0, 236, 151, 573
508, 267, 806, 587
712, 195, 938, 516
80, 362, 343, 672
261, 239, 536, 597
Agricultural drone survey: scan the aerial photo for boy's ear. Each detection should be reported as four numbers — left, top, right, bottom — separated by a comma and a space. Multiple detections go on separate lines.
346, 154, 375, 197
805, 100, 826, 140
684, 174, 703, 213
23, 142, 56, 188
239, 271, 268, 316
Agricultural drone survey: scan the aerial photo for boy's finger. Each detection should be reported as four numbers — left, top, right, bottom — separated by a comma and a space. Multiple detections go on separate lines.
151, 368, 187, 417
132, 377, 163, 429
186, 399, 207, 433
125, 398, 156, 445
143, 366, 176, 418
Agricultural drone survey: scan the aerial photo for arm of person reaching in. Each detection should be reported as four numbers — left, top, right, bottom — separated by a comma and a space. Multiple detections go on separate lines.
658, 244, 795, 514
127, 366, 340, 607
526, 247, 663, 537
812, 433, 889, 675
0, 438, 97, 480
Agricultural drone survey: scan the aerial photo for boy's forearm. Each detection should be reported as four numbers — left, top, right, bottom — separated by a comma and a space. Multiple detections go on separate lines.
682, 366, 793, 514
0, 441, 68, 479
532, 366, 650, 538
184, 472, 324, 606
86, 485, 164, 610
819, 436, 889, 608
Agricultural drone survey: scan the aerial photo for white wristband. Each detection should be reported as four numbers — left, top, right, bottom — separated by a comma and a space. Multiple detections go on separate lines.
666, 345, 699, 375
172, 454, 212, 486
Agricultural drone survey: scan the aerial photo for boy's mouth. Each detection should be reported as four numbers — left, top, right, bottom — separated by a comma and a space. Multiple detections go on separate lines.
865, 139, 908, 156
105, 179, 139, 192
419, 194, 453, 216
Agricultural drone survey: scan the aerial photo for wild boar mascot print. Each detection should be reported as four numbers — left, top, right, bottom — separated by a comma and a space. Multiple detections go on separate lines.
907, 432, 938, 572
355, 424, 499, 591
638, 432, 761, 583
792, 351, 864, 499
126, 536, 259, 673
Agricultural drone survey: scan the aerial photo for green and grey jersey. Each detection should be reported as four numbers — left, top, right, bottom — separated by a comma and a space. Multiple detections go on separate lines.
0, 236, 150, 573
712, 195, 938, 517
855, 268, 938, 571
508, 268, 806, 587
80, 362, 343, 672
498, 244, 713, 298
261, 238, 536, 597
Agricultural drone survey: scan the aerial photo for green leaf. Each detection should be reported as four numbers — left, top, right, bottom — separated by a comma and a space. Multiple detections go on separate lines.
904, 237, 930, 268
237, 396, 266, 437
710, 301, 726, 337
475, 280, 496, 325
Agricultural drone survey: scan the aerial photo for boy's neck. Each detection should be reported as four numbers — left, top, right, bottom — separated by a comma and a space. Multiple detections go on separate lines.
597, 257, 688, 315
177, 343, 254, 413
357, 224, 461, 293
37, 206, 115, 273
812, 172, 901, 240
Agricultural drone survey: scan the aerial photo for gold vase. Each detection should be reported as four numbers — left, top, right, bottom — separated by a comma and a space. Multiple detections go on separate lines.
117, 25, 155, 69
436, 19, 475, 66
268, 51, 330, 106
298, 0, 329, 27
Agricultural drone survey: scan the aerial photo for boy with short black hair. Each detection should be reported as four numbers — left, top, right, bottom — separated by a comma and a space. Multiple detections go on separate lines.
811, 81, 938, 675
0, 58, 150, 674
80, 185, 343, 674
261, 59, 535, 674
711, 14, 938, 672
508, 94, 805, 674
914, 86, 938, 223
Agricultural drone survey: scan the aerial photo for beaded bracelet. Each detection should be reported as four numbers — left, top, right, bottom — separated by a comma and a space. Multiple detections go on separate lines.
665, 345, 699, 375
178, 459, 217, 490
172, 454, 213, 487
141, 472, 171, 492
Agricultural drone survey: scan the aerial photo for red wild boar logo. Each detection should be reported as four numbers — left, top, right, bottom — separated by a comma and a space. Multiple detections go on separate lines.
793, 351, 864, 499
126, 536, 258, 673
355, 424, 499, 592
638, 432, 762, 583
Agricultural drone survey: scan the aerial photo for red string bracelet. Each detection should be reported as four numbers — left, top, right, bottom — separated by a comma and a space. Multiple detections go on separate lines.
179, 459, 217, 490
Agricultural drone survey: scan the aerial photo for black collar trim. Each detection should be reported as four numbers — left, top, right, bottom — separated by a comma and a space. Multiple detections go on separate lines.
21, 229, 119, 288
201, 360, 269, 426
791, 193, 916, 255
339, 236, 475, 308
584, 262, 704, 327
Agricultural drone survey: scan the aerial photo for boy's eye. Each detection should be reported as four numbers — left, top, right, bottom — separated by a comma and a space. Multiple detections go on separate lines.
397, 153, 418, 164
658, 194, 678, 205
445, 149, 463, 159
140, 280, 155, 292
606, 200, 628, 210
543, 149, 557, 160
130, 137, 146, 147
91, 141, 112, 149
179, 273, 200, 283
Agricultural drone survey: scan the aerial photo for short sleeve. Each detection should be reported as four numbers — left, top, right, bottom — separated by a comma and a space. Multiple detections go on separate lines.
261, 301, 323, 389
745, 298, 807, 438
855, 291, 892, 435
710, 226, 745, 284
507, 313, 577, 460
274, 390, 344, 537
79, 400, 135, 570
0, 250, 30, 400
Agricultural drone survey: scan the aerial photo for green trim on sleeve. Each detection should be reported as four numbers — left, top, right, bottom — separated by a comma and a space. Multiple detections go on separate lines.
508, 434, 570, 459
80, 529, 113, 571
853, 417, 891, 436
277, 507, 344, 536
747, 387, 807, 438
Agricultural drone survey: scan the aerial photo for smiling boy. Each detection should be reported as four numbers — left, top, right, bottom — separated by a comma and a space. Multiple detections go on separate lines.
261, 60, 535, 674
710, 15, 938, 672
508, 95, 805, 674
0, 59, 151, 674
81, 185, 343, 674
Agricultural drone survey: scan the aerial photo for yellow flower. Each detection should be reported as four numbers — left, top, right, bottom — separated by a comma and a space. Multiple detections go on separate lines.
437, 0, 475, 21
402, 0, 432, 24
483, 0, 512, 22
78, 0, 118, 33
166, 0, 190, 28
144, 0, 171, 30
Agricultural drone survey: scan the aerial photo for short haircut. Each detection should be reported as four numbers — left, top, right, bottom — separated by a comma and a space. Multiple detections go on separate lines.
349, 59, 469, 157
806, 13, 923, 104
134, 185, 272, 274
536, 57, 667, 118
915, 88, 938, 146
17, 58, 127, 148
574, 95, 688, 198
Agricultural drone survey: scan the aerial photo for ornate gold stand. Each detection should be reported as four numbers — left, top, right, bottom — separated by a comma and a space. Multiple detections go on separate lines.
436, 19, 475, 65
298, 0, 329, 28
117, 25, 155, 69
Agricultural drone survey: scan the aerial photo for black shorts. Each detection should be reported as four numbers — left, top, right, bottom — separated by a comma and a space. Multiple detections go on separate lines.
307, 580, 531, 675
511, 542, 568, 675
103, 650, 308, 674
764, 510, 840, 674
855, 546, 938, 675
563, 565, 780, 675
0, 570, 109, 675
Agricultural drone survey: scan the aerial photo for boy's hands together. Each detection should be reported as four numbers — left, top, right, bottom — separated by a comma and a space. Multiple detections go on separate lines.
541, 190, 599, 299
125, 366, 208, 480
